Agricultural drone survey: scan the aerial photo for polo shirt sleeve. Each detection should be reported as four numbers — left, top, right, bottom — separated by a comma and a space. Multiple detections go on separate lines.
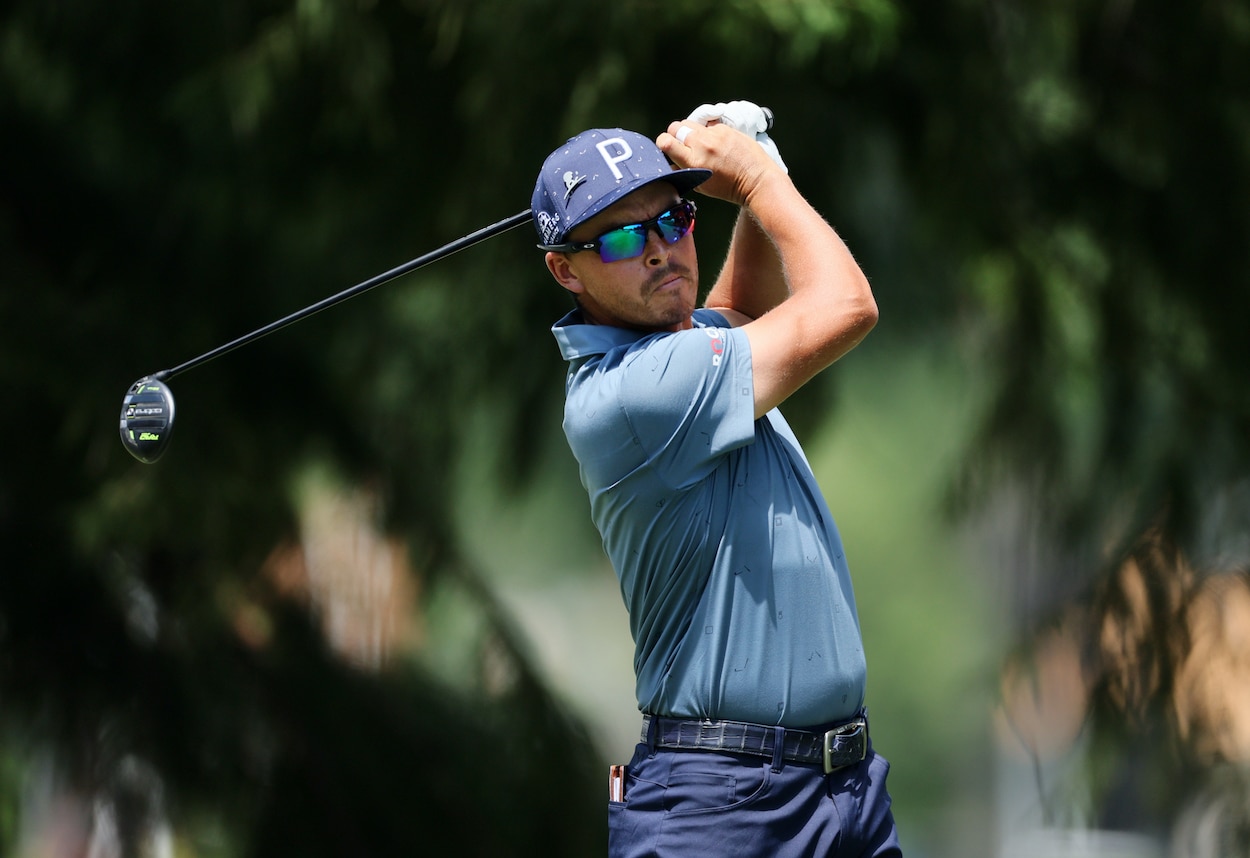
617, 321, 755, 488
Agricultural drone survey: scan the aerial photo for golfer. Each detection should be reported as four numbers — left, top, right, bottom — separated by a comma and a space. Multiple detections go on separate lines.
533, 102, 901, 857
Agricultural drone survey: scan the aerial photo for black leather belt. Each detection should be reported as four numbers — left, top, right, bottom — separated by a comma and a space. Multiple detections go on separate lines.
641, 712, 868, 774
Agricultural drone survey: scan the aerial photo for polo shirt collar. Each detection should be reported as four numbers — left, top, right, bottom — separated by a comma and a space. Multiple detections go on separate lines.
551, 308, 648, 362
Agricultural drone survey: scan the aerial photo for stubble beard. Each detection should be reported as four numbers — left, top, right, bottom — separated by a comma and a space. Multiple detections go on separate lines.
641, 263, 697, 330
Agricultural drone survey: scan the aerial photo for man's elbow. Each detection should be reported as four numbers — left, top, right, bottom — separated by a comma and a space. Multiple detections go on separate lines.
847, 290, 879, 342
811, 295, 877, 366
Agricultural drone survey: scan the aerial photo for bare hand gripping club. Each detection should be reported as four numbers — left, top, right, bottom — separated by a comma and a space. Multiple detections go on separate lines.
119, 209, 534, 463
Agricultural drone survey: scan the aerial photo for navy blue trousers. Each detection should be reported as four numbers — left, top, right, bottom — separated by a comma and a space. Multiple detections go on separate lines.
608, 738, 901, 857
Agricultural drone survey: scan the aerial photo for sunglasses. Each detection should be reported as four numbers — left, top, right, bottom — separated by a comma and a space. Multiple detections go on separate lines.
541, 200, 697, 263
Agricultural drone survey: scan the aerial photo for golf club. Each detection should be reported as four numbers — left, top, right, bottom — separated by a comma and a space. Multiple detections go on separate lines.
121, 106, 777, 464
120, 209, 534, 463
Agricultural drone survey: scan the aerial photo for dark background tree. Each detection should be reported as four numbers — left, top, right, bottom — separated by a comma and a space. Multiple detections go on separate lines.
2, 0, 1247, 854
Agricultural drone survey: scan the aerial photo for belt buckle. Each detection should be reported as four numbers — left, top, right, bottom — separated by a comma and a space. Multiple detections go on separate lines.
822, 718, 867, 774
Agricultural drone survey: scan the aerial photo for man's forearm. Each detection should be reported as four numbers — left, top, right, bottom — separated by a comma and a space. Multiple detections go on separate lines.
703, 208, 788, 321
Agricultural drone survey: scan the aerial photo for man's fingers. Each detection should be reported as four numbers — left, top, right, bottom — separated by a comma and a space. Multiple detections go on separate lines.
664, 120, 698, 148
680, 101, 788, 174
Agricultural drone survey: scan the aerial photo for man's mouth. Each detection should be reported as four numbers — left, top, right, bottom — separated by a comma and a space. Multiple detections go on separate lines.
649, 267, 690, 294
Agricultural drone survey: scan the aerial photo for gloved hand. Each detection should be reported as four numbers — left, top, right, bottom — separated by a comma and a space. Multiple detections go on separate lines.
685, 100, 788, 174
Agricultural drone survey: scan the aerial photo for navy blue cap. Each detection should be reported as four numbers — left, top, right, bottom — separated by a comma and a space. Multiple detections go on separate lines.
532, 128, 711, 247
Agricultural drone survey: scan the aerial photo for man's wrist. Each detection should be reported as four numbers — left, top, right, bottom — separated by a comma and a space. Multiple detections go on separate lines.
741, 168, 797, 218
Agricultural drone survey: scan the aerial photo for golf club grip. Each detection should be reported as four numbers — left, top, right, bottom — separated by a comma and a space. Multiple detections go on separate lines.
154, 209, 534, 382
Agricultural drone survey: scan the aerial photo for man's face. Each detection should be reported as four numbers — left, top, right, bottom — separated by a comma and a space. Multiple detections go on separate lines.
546, 182, 700, 333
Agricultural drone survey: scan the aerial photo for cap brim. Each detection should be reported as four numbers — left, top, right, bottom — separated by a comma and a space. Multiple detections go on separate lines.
667, 167, 713, 194
569, 167, 712, 235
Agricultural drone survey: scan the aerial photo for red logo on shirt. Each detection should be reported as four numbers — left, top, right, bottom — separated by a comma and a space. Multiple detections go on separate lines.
704, 328, 725, 367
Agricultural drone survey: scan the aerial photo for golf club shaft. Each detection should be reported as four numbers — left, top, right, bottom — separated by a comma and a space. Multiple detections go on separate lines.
153, 209, 534, 382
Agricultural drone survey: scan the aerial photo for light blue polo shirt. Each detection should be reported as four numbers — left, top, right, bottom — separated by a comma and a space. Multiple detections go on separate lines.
553, 308, 866, 727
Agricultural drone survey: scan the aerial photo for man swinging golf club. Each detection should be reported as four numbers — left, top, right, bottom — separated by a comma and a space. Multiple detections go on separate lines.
534, 102, 902, 856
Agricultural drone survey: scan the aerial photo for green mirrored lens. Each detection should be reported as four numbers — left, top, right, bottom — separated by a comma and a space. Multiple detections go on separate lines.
593, 202, 696, 262
598, 227, 647, 262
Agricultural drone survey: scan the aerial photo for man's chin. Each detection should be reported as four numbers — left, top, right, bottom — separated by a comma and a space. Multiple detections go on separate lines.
653, 284, 697, 316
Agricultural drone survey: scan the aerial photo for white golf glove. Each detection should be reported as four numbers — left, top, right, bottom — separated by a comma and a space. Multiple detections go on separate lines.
685, 100, 788, 173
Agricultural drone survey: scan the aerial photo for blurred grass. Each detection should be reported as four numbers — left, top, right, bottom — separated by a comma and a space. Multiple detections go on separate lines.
808, 334, 1001, 856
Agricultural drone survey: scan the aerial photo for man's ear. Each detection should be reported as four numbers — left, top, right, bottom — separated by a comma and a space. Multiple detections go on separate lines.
545, 251, 586, 296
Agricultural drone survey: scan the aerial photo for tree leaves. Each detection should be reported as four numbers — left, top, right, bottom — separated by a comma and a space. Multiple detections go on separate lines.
3, 0, 1248, 849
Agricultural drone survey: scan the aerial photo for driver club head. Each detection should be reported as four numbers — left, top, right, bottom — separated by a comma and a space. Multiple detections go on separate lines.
113, 206, 536, 465
120, 377, 175, 463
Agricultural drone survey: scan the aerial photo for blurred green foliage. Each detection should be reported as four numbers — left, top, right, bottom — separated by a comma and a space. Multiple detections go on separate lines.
2, 0, 1248, 854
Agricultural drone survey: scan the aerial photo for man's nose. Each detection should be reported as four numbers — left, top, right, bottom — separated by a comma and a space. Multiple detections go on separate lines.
643, 225, 672, 264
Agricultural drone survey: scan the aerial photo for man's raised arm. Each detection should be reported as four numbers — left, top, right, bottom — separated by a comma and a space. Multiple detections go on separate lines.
659, 121, 877, 419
